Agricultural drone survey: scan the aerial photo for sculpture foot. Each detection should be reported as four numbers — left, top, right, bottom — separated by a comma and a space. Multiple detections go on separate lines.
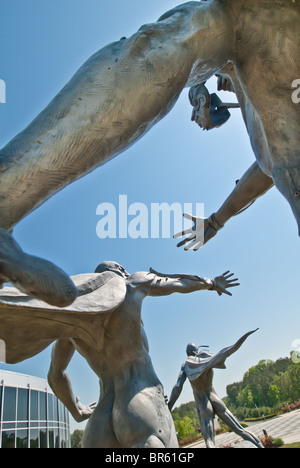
0, 227, 78, 307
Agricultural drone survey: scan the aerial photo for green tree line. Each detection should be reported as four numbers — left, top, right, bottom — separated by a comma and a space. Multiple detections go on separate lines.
224, 355, 300, 419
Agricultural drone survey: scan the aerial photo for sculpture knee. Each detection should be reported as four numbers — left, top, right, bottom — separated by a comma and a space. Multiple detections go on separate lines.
198, 405, 214, 420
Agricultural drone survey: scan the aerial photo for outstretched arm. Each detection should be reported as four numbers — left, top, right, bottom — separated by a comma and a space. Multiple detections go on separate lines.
175, 162, 274, 251
130, 270, 239, 298
48, 338, 96, 423
168, 365, 187, 412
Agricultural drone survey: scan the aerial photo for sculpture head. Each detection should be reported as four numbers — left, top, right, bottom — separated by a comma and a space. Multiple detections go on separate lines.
189, 83, 212, 130
189, 82, 231, 131
186, 343, 198, 357
94, 261, 130, 278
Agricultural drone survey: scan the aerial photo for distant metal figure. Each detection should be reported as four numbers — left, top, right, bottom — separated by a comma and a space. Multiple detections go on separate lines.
168, 330, 264, 448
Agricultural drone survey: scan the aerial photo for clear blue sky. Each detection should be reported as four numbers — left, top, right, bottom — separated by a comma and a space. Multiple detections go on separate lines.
0, 1, 299, 432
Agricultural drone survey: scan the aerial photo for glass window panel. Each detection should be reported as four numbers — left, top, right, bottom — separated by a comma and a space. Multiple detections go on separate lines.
30, 390, 38, 421
47, 393, 54, 420
2, 430, 15, 448
17, 422, 28, 429
30, 428, 39, 448
0, 386, 2, 420
66, 409, 69, 426
3, 387, 16, 421
54, 427, 59, 448
30, 421, 39, 428
48, 429, 54, 449
39, 428, 47, 448
58, 400, 64, 422
39, 391, 47, 421
17, 388, 29, 421
2, 422, 15, 429
53, 396, 58, 422
16, 429, 28, 448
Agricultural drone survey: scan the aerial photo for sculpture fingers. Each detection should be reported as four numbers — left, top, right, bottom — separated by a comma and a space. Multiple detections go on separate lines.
224, 272, 234, 279
184, 237, 202, 251
183, 213, 197, 223
88, 402, 97, 412
222, 289, 232, 296
173, 228, 193, 239
222, 270, 231, 277
192, 241, 205, 251
0, 228, 78, 307
176, 234, 195, 248
228, 278, 239, 285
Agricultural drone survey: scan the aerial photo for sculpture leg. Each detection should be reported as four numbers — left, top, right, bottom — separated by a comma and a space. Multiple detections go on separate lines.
195, 395, 216, 448
218, 408, 264, 448
272, 165, 300, 235
82, 392, 122, 449
198, 415, 216, 448
0, 227, 77, 307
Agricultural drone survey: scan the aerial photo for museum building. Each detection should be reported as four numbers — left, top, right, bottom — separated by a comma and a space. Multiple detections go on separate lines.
0, 369, 71, 448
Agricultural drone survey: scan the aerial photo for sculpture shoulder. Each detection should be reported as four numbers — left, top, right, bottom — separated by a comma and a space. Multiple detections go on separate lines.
127, 271, 155, 287
157, 1, 207, 22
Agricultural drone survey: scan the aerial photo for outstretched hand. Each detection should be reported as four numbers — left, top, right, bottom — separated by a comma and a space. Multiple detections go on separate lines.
76, 397, 97, 422
212, 271, 240, 296
174, 213, 223, 251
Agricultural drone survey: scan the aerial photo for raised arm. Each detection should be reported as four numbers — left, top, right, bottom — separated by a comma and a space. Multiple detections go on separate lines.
48, 338, 96, 423
175, 161, 274, 251
168, 365, 187, 412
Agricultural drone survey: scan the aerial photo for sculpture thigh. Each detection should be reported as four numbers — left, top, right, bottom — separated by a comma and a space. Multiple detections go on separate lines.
82, 387, 122, 449
194, 391, 215, 420
112, 382, 178, 448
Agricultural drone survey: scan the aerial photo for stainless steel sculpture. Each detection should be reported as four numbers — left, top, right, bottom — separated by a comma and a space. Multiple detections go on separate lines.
0, 262, 238, 448
168, 329, 264, 448
0, 0, 299, 303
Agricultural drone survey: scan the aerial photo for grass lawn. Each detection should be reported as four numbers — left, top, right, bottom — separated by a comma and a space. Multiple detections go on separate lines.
281, 442, 300, 448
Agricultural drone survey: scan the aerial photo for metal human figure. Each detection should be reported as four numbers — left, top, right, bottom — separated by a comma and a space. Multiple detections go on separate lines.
0, 0, 299, 303
0, 261, 239, 448
168, 330, 264, 448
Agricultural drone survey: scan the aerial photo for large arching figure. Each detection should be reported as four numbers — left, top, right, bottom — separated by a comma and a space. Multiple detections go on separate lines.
0, 0, 299, 304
